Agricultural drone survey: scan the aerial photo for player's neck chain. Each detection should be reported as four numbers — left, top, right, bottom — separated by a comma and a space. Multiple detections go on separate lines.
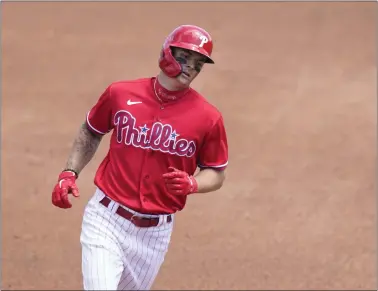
153, 77, 190, 104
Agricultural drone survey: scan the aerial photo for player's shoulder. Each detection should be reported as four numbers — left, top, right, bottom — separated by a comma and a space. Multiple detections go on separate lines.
189, 88, 223, 120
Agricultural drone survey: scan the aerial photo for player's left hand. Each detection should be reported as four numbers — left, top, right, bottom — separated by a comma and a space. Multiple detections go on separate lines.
162, 167, 198, 195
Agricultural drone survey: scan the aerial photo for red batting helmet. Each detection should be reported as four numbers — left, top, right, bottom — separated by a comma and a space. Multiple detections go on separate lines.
158, 24, 215, 78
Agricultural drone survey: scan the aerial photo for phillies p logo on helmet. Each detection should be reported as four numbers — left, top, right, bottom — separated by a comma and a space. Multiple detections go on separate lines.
199, 35, 209, 48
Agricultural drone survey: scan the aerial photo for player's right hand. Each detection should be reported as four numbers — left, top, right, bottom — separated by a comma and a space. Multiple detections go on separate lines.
52, 170, 80, 209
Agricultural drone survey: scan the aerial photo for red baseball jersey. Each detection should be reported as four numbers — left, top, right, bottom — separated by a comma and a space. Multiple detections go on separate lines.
85, 77, 228, 214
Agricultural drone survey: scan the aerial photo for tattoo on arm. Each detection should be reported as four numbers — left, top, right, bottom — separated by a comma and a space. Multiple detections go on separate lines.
65, 123, 103, 175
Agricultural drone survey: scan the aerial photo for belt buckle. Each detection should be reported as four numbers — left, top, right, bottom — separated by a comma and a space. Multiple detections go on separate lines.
130, 213, 138, 223
130, 213, 147, 223
131, 213, 152, 227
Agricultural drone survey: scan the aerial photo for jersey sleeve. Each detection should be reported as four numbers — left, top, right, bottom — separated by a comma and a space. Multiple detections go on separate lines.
197, 115, 229, 171
86, 85, 114, 135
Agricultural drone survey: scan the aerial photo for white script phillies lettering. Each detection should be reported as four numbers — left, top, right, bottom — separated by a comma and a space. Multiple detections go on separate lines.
114, 110, 196, 157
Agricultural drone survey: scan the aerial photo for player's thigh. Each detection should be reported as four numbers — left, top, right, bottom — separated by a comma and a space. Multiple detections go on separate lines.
80, 191, 126, 290
117, 226, 173, 290
81, 241, 124, 290
117, 255, 165, 291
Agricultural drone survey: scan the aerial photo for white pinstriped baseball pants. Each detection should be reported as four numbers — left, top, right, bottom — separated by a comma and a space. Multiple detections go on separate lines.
80, 188, 174, 290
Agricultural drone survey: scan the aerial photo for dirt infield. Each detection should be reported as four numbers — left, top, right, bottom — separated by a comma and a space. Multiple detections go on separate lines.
2, 2, 376, 290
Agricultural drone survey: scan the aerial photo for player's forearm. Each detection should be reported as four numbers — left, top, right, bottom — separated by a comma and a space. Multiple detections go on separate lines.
65, 123, 103, 175
194, 168, 226, 193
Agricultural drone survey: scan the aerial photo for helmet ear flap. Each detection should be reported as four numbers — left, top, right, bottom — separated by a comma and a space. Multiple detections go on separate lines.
159, 46, 182, 78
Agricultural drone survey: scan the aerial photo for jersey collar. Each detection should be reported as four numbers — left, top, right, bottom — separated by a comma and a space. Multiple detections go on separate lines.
152, 77, 191, 103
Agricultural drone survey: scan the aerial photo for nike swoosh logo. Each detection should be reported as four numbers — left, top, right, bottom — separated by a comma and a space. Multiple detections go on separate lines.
127, 100, 142, 105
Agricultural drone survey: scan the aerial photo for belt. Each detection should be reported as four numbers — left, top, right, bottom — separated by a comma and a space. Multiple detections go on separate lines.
99, 196, 172, 228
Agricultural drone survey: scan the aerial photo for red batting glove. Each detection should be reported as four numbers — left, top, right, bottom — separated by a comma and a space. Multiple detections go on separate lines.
162, 167, 198, 196
52, 171, 79, 209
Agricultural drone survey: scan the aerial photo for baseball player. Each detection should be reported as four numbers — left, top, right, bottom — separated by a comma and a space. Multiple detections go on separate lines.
51, 24, 228, 290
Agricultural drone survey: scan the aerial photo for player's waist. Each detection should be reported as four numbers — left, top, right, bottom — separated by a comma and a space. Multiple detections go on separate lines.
94, 175, 183, 214
94, 188, 174, 227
